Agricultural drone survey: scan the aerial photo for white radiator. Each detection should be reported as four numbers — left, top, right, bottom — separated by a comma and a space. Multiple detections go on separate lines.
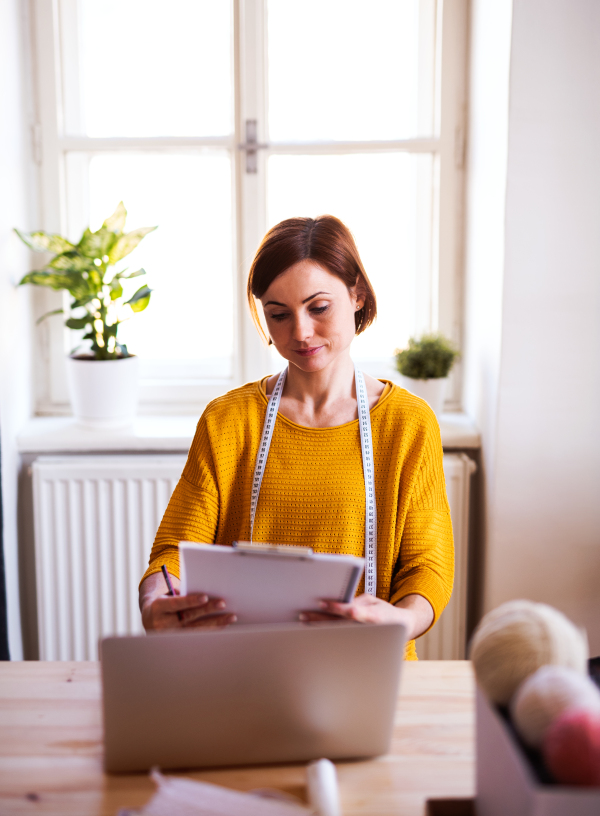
417, 453, 477, 660
32, 451, 475, 661
32, 455, 186, 660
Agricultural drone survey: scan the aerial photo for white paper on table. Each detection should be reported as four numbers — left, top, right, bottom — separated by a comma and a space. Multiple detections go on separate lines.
179, 542, 364, 624
117, 771, 314, 816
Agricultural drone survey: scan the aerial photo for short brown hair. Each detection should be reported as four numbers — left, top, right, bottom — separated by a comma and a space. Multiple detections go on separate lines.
247, 215, 377, 342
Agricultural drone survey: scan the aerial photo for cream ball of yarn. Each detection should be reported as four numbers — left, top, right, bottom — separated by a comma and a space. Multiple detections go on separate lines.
469, 600, 588, 705
510, 664, 600, 748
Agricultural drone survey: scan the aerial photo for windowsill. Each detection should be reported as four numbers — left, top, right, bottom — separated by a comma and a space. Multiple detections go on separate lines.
17, 415, 198, 454
439, 413, 481, 449
17, 413, 480, 454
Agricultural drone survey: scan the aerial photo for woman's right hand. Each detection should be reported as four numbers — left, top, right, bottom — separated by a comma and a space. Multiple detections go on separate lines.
139, 571, 237, 631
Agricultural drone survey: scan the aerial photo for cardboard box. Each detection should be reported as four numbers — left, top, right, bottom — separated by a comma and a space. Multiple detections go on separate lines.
476, 686, 600, 816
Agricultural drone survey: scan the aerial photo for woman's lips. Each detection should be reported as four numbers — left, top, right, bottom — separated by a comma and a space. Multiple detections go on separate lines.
293, 346, 323, 357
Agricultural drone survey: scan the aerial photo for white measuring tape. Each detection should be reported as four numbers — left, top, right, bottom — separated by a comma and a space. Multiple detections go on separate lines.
355, 365, 378, 596
249, 367, 287, 545
249, 365, 378, 596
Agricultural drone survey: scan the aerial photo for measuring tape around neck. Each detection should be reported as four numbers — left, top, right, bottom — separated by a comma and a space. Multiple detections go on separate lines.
354, 365, 378, 596
249, 367, 286, 546
249, 365, 378, 597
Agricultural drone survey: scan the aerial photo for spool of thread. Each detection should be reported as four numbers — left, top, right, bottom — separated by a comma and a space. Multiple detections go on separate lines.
306, 758, 341, 816
543, 708, 600, 787
511, 664, 600, 748
469, 600, 588, 705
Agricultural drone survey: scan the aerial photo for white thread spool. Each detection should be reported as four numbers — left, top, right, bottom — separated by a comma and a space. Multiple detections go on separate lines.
306, 758, 341, 816
469, 600, 589, 705
511, 664, 600, 748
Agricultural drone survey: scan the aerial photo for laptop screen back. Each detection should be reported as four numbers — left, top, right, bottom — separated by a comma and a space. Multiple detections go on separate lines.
101, 621, 406, 773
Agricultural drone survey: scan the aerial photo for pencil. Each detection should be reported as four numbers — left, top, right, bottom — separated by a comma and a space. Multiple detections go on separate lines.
161, 564, 183, 622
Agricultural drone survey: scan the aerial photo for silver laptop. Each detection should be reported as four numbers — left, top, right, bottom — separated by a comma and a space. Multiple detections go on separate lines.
101, 621, 406, 772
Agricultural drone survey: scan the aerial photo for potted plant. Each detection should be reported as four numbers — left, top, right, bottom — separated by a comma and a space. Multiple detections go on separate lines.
394, 334, 460, 418
16, 202, 157, 429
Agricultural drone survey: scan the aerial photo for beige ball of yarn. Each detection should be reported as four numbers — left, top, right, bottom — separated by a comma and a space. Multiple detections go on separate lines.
469, 600, 588, 705
511, 664, 600, 748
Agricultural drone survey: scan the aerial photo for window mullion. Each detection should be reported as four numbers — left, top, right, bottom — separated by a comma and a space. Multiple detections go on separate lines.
59, 136, 234, 151
437, 0, 468, 409
33, 0, 72, 412
266, 139, 440, 155
237, 0, 271, 382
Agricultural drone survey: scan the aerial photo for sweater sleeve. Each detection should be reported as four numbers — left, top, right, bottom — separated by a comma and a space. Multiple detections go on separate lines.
388, 418, 454, 632
140, 414, 220, 586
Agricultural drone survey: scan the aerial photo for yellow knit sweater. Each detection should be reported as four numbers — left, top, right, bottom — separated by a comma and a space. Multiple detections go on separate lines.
143, 378, 454, 660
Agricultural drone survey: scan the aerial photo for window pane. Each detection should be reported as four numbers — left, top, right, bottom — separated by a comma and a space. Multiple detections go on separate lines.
67, 151, 234, 376
267, 0, 436, 142
66, 0, 233, 137
267, 153, 436, 364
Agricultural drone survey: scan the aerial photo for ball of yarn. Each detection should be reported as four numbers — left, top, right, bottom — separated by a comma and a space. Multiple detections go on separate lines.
543, 709, 600, 786
511, 665, 600, 748
469, 600, 588, 705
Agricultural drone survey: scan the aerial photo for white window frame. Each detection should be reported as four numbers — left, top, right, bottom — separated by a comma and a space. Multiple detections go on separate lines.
30, 0, 467, 416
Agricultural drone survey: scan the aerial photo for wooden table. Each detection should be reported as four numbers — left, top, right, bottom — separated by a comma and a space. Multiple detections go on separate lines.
0, 660, 474, 815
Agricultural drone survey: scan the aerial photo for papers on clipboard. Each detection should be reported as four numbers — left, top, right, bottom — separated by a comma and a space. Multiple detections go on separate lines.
179, 541, 365, 625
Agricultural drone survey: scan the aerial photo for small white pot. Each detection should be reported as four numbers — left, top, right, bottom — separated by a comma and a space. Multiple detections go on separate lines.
66, 355, 140, 430
396, 374, 448, 418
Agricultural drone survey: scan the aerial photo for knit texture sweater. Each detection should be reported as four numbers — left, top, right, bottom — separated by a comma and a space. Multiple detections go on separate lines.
142, 378, 454, 660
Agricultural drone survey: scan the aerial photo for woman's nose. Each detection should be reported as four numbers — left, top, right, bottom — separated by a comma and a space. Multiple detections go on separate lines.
291, 311, 312, 342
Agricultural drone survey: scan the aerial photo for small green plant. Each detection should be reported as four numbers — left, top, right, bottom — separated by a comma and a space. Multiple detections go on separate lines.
394, 333, 460, 380
16, 202, 156, 360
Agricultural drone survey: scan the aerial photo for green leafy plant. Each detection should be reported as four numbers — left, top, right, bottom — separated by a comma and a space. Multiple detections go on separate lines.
394, 333, 460, 380
16, 202, 157, 360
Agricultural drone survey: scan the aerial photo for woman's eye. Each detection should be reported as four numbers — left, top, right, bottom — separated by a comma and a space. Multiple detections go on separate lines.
270, 313, 288, 322
310, 306, 328, 315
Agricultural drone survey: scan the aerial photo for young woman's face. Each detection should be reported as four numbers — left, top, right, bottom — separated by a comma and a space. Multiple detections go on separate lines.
260, 260, 364, 373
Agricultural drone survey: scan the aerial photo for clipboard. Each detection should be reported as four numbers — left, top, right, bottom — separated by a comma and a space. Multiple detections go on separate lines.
179, 541, 365, 625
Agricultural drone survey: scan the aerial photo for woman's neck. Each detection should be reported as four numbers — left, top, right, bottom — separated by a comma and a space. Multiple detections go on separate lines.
283, 353, 356, 413
265, 352, 385, 428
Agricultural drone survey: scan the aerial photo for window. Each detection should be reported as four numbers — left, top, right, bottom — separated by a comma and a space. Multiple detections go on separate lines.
32, 0, 466, 414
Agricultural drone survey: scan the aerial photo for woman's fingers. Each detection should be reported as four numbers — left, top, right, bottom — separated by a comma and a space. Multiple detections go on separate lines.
179, 597, 229, 625
298, 601, 367, 623
183, 613, 237, 629
315, 596, 401, 624
144, 593, 231, 630
318, 600, 364, 620
323, 595, 420, 630
153, 592, 209, 613
298, 611, 340, 622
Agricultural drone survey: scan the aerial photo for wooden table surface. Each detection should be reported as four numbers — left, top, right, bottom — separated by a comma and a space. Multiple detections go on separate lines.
0, 660, 475, 815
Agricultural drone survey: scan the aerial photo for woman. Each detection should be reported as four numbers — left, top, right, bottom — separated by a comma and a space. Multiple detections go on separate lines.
139, 216, 453, 659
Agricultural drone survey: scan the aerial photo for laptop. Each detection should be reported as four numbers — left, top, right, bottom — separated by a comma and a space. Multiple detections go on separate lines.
101, 621, 406, 772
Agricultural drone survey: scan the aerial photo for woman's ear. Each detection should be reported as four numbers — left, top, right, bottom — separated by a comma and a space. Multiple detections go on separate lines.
352, 281, 366, 312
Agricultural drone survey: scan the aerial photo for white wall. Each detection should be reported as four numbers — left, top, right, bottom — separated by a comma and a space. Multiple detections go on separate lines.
462, 0, 513, 580
0, 0, 37, 660
465, 0, 600, 653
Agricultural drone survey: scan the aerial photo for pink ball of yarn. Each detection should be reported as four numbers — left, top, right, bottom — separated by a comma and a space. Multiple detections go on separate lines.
543, 709, 600, 787
510, 665, 600, 748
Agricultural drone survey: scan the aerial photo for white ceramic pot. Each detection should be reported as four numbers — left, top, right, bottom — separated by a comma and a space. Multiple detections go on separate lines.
396, 374, 448, 418
66, 355, 140, 430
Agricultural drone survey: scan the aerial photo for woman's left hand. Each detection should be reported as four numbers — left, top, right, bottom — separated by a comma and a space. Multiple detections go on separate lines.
299, 593, 433, 641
